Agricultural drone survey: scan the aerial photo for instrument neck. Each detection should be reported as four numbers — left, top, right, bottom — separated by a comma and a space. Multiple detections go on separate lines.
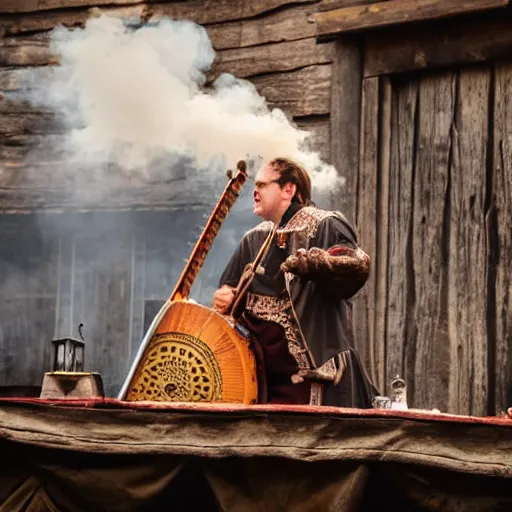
170, 164, 247, 302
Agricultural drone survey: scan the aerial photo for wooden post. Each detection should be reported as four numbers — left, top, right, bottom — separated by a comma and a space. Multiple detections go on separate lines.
330, 36, 362, 222
356, 76, 379, 388
329, 36, 383, 383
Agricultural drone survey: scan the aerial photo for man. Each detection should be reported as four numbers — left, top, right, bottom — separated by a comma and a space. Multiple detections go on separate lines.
213, 157, 378, 407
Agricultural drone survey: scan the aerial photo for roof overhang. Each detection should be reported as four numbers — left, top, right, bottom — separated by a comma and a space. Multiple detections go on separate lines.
312, 0, 510, 41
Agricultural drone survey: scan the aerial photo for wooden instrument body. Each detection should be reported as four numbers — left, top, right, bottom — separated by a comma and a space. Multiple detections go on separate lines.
125, 301, 259, 404
118, 161, 264, 405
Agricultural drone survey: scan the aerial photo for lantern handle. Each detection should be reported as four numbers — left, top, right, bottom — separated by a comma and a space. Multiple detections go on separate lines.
78, 323, 85, 342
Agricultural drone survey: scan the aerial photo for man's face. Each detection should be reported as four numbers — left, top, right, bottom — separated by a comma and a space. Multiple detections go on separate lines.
253, 163, 293, 222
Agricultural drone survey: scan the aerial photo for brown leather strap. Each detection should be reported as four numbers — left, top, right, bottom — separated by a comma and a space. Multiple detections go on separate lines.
228, 224, 278, 319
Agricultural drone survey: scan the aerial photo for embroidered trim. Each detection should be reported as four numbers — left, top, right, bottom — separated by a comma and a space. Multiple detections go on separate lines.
276, 207, 358, 253
245, 292, 312, 370
334, 353, 346, 386
293, 354, 346, 384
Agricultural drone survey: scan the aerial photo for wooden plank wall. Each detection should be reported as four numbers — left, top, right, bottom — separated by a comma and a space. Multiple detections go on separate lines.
357, 65, 512, 416
0, 0, 385, 210
493, 64, 512, 417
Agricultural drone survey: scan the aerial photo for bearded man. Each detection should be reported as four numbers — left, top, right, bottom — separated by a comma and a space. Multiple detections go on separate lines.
213, 158, 378, 407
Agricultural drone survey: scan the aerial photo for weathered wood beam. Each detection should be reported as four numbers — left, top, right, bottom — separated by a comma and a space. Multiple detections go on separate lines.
1, 5, 325, 52
447, 68, 490, 417
386, 80, 417, 398
0, 39, 54, 67
2, 3, 320, 49
329, 38, 361, 220
0, 6, 147, 35
312, 0, 509, 39
329, 36, 375, 379
0, 65, 330, 136
0, 174, 207, 212
411, 72, 455, 412
354, 76, 378, 387
493, 63, 512, 416
0, 3, 332, 50
152, 0, 318, 26
206, 4, 320, 50
214, 38, 333, 78
0, 0, 316, 19
0, 36, 332, 82
0, 115, 330, 162
1, 2, 318, 38
251, 64, 331, 117
364, 15, 512, 78
374, 76, 390, 393
0, 0, 141, 13
317, 0, 386, 11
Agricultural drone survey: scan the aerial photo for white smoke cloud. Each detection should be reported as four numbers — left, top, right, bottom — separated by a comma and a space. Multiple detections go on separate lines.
42, 13, 341, 191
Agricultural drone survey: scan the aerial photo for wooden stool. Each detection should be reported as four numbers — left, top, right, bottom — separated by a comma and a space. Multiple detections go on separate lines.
40, 372, 105, 399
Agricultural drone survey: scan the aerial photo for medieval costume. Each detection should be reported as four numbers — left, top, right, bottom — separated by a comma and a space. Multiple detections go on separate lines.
219, 203, 379, 407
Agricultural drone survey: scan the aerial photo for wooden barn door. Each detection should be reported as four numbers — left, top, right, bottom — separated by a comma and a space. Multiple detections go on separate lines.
352, 64, 512, 416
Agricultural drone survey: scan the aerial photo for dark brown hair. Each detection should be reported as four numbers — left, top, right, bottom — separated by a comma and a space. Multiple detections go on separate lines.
268, 157, 312, 206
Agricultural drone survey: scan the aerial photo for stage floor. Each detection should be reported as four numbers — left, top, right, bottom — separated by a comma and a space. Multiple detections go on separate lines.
0, 398, 511, 511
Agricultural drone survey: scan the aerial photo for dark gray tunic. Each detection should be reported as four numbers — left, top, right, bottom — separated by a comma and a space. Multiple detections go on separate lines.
219, 204, 378, 407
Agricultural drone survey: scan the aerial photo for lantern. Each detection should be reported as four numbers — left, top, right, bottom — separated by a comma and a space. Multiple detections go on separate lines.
52, 337, 85, 373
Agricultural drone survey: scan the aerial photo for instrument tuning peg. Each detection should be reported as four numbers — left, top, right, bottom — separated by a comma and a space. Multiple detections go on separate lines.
226, 160, 247, 179
237, 160, 247, 174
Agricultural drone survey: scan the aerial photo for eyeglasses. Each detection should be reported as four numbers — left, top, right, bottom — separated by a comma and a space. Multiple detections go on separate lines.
254, 178, 281, 190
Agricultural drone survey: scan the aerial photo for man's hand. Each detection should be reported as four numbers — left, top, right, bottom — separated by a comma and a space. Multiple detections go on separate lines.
212, 285, 236, 314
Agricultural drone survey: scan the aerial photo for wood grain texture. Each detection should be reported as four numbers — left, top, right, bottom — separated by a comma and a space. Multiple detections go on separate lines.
1, 6, 147, 34
448, 69, 490, 416
3, 0, 314, 16
364, 15, 512, 78
317, 0, 382, 11
493, 63, 512, 415
125, 301, 259, 404
0, 38, 54, 67
150, 0, 317, 26
206, 4, 321, 50
1, 1, 318, 29
329, 38, 361, 220
312, 0, 508, 39
354, 76, 379, 388
0, 35, 333, 76
213, 38, 333, 79
1, 0, 143, 13
3, 5, 318, 45
374, 75, 390, 394
251, 64, 331, 117
411, 72, 454, 412
386, 77, 418, 398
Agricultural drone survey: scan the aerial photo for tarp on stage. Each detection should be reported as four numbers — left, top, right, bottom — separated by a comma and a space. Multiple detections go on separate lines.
0, 398, 511, 511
